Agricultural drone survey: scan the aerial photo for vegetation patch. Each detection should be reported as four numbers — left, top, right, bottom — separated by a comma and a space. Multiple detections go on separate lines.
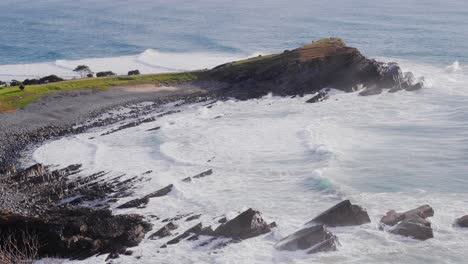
0, 72, 199, 112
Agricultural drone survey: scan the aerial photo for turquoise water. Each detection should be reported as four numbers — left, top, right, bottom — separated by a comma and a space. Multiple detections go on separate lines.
1, 0, 467, 65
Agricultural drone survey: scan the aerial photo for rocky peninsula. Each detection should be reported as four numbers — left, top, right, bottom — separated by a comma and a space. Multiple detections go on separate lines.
1, 38, 442, 262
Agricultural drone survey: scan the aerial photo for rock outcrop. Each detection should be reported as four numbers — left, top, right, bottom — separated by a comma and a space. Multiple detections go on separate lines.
380, 205, 434, 240
0, 208, 152, 260
307, 200, 371, 227
455, 215, 468, 228
274, 225, 338, 254
117, 184, 173, 209
148, 222, 178, 240
213, 208, 274, 240
204, 38, 423, 100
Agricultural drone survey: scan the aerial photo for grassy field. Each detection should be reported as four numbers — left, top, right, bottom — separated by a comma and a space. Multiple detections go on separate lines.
0, 72, 198, 112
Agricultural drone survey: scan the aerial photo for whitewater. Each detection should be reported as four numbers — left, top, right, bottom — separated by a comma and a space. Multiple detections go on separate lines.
28, 57, 468, 263
0, 49, 262, 82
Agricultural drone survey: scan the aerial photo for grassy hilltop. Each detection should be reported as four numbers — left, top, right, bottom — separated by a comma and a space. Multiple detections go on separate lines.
0, 72, 198, 112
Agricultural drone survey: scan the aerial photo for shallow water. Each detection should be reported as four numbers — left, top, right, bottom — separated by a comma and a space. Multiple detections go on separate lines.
31, 59, 468, 263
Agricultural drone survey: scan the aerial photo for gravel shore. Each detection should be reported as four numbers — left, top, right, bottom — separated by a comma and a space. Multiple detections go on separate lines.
0, 83, 207, 167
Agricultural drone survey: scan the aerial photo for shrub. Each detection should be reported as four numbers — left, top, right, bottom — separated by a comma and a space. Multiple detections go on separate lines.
96, 71, 116, 77
19, 85, 25, 91
128, 70, 140, 76
39, 75, 64, 84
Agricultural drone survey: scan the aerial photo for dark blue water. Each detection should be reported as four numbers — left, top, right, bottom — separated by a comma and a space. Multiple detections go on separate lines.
1, 0, 467, 65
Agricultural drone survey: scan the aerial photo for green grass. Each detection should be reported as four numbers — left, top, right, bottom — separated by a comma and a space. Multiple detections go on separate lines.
0, 72, 199, 112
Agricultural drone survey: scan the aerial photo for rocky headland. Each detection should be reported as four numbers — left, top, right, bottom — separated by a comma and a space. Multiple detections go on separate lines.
0, 38, 440, 262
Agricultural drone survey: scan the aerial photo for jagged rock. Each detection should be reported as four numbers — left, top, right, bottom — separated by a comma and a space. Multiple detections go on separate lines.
117, 184, 173, 209
389, 218, 433, 240
193, 169, 213, 179
214, 208, 273, 239
166, 223, 203, 245
149, 222, 178, 240
205, 38, 422, 99
406, 82, 423, 91
116, 197, 150, 209
274, 225, 338, 254
186, 214, 202, 221
0, 208, 152, 260
306, 91, 329, 103
182, 176, 192, 182
455, 215, 468, 227
307, 200, 371, 227
380, 205, 434, 240
146, 184, 173, 198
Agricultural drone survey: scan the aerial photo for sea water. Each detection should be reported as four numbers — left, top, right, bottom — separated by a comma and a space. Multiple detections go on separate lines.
4, 0, 468, 263
0, 0, 467, 80
32, 58, 468, 263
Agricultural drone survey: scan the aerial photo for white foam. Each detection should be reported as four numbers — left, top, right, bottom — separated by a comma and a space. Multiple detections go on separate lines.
0, 50, 263, 82
32, 58, 468, 263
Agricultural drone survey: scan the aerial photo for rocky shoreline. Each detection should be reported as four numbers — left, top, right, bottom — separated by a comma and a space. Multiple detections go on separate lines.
2, 38, 462, 262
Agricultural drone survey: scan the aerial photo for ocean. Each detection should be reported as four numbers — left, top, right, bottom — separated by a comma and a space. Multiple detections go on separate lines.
5, 0, 468, 263
0, 0, 467, 80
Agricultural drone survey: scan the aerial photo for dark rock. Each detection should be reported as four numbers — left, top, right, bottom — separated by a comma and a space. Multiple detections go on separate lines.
193, 169, 213, 179
116, 197, 150, 209
20, 163, 46, 178
389, 218, 433, 240
146, 126, 161, 132
205, 38, 422, 100
274, 225, 338, 254
117, 184, 173, 209
167, 223, 203, 245
214, 208, 273, 239
149, 222, 178, 240
0, 208, 152, 260
380, 205, 435, 240
307, 200, 371, 227
128, 70, 140, 76
305, 91, 329, 103
146, 184, 173, 198
218, 217, 227, 224
182, 176, 192, 182
455, 215, 468, 227
186, 214, 202, 221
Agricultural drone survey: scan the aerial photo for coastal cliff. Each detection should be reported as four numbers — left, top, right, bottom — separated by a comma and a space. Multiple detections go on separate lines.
204, 38, 421, 99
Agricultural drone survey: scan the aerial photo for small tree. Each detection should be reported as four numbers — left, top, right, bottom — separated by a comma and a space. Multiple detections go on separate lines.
19, 84, 25, 91
73, 65, 93, 78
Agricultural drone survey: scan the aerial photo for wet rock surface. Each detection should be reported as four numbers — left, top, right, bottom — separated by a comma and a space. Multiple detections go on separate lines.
380, 205, 435, 240
149, 222, 178, 240
116, 184, 173, 209
275, 225, 338, 254
308, 200, 371, 227
213, 208, 274, 240
455, 215, 468, 227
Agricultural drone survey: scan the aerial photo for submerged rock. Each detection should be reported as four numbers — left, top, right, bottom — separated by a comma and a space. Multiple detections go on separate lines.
214, 208, 274, 239
307, 200, 371, 227
117, 184, 173, 209
455, 215, 468, 227
275, 225, 338, 254
149, 222, 178, 240
305, 91, 329, 103
380, 205, 434, 240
